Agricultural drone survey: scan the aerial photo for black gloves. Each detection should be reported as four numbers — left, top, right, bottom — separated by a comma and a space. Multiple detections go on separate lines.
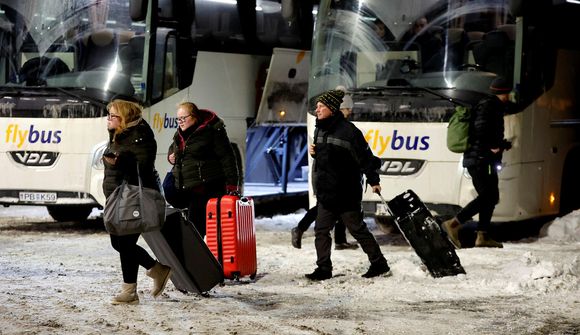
501, 139, 512, 151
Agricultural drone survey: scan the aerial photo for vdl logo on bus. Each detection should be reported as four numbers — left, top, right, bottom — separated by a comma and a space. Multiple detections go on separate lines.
379, 158, 424, 176
10, 151, 59, 167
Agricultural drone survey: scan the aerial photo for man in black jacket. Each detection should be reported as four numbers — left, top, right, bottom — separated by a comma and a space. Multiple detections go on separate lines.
442, 76, 512, 248
305, 89, 390, 281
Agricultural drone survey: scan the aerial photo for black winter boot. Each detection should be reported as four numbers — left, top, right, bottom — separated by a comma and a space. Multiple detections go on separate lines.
362, 260, 391, 278
334, 242, 359, 250
305, 268, 332, 281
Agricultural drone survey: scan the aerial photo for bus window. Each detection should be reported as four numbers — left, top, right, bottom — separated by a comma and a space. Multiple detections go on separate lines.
163, 36, 179, 99
192, 0, 244, 52
119, 35, 146, 98
151, 33, 177, 102
255, 0, 313, 49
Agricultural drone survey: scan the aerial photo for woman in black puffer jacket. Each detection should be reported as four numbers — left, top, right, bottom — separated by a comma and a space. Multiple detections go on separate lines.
103, 99, 171, 305
167, 102, 240, 237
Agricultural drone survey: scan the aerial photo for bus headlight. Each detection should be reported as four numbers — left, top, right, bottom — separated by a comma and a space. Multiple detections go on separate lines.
92, 142, 108, 170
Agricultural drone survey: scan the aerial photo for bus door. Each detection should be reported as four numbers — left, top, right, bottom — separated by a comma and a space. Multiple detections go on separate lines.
247, 48, 311, 192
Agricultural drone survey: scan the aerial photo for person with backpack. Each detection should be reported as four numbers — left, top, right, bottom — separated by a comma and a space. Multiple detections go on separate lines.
442, 76, 512, 248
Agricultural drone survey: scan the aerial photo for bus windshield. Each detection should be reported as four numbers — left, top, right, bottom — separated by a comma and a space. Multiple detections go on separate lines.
309, 0, 514, 115
0, 0, 144, 98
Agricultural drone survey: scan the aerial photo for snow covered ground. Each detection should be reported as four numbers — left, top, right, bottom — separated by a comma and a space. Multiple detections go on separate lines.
0, 206, 578, 334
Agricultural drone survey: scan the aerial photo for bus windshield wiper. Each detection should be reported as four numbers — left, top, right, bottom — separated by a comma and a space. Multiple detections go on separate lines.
53, 87, 108, 109
357, 82, 477, 108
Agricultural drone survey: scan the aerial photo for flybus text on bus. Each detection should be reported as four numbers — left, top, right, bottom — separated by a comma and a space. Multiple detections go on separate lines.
364, 129, 430, 155
4, 124, 62, 148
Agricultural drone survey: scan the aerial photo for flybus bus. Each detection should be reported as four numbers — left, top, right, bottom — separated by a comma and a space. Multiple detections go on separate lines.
308, 0, 580, 224
0, 0, 314, 221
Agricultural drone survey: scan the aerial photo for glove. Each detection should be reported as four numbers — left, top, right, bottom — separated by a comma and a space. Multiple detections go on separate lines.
225, 185, 240, 196
502, 139, 512, 151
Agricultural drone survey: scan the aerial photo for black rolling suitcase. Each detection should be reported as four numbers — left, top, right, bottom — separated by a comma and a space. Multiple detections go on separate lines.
380, 190, 465, 278
143, 208, 224, 294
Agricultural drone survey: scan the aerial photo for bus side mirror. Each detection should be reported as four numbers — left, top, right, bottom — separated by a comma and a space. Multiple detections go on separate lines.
130, 0, 147, 21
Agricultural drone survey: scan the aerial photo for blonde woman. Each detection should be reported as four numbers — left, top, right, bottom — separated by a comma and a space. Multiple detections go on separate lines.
102, 98, 171, 304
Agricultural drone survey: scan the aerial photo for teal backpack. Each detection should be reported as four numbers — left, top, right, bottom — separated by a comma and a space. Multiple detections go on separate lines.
446, 105, 471, 153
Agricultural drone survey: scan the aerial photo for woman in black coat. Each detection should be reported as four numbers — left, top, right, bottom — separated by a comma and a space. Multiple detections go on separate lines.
103, 99, 171, 305
167, 102, 240, 237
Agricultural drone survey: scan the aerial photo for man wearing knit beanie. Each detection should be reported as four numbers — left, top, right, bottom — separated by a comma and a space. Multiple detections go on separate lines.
305, 89, 391, 281
316, 89, 345, 115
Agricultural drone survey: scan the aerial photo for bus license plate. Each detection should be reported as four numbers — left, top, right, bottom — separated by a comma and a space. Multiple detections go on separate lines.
19, 192, 57, 203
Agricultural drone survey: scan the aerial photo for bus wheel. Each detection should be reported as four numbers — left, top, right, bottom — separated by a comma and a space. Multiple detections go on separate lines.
560, 151, 580, 216
375, 216, 400, 234
47, 205, 93, 222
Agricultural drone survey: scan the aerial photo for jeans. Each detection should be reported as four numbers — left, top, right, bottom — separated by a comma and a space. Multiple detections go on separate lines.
456, 163, 499, 231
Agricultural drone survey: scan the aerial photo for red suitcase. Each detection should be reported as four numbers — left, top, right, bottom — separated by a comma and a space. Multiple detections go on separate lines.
206, 195, 257, 280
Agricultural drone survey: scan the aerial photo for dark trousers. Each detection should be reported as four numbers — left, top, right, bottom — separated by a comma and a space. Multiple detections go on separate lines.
314, 203, 386, 272
456, 164, 499, 231
187, 180, 226, 237
110, 233, 156, 283
297, 205, 348, 244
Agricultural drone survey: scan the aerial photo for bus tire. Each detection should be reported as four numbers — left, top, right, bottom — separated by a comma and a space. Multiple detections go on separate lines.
47, 205, 93, 222
559, 150, 580, 216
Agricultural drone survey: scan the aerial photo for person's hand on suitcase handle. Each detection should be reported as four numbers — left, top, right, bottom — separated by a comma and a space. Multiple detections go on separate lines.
372, 184, 389, 206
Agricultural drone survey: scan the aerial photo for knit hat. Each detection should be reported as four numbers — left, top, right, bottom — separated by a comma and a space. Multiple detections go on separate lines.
340, 94, 353, 110
316, 89, 345, 114
489, 77, 511, 95
335, 85, 353, 110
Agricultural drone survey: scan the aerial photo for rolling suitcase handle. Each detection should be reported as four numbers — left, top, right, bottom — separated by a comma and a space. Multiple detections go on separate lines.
375, 191, 394, 217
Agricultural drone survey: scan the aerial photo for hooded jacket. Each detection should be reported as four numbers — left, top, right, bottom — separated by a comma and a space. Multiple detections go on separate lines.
102, 119, 158, 198
168, 109, 239, 191
312, 112, 381, 212
463, 95, 505, 168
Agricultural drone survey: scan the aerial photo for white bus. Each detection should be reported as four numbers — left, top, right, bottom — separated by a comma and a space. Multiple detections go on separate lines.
0, 0, 314, 221
308, 0, 580, 224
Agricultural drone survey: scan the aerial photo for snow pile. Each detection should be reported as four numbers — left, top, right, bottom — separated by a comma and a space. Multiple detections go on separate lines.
502, 250, 580, 294
541, 209, 580, 242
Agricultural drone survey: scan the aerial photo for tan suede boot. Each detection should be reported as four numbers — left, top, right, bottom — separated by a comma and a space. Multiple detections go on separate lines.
146, 261, 172, 298
111, 283, 139, 305
475, 231, 503, 248
441, 217, 462, 249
